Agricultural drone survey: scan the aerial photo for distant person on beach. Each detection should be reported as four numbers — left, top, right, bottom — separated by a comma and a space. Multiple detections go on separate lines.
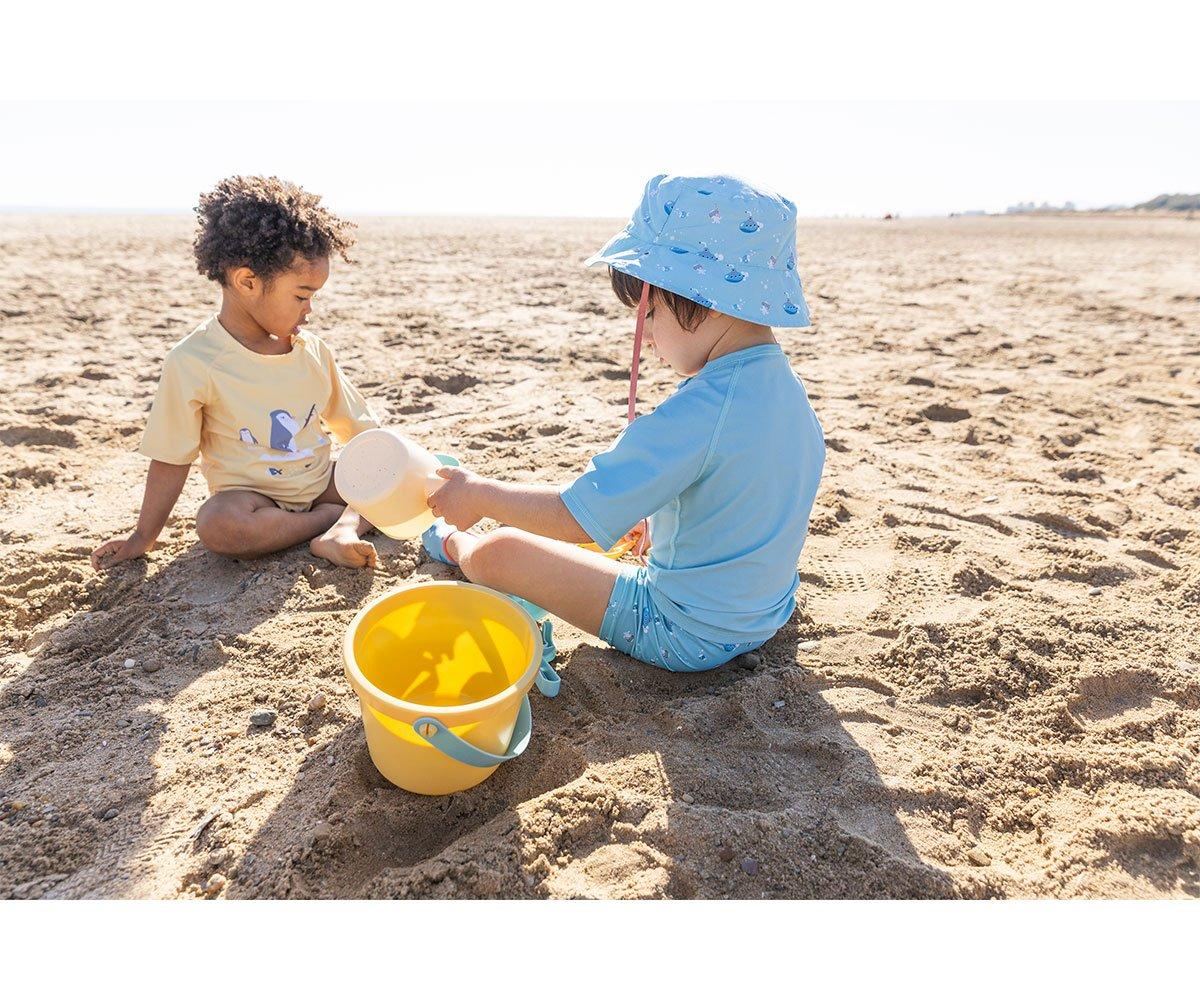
423, 174, 825, 671
91, 176, 381, 572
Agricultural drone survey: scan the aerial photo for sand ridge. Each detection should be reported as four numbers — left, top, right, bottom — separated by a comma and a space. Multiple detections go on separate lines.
0, 214, 1198, 898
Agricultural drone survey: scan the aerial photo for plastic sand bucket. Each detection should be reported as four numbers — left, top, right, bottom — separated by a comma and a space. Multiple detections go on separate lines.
343, 581, 560, 796
335, 428, 445, 539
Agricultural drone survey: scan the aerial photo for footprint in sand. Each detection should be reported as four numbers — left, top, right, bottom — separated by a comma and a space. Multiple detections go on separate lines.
802, 537, 895, 625
1067, 668, 1183, 735
421, 372, 481, 395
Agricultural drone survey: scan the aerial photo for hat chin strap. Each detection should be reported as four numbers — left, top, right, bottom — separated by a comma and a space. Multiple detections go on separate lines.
627, 280, 650, 424
627, 280, 651, 562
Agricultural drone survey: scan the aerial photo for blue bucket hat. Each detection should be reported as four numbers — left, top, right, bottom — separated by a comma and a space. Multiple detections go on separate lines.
585, 174, 810, 328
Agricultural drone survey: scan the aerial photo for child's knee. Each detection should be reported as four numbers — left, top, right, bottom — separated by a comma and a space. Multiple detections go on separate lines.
196, 503, 252, 557
459, 527, 526, 582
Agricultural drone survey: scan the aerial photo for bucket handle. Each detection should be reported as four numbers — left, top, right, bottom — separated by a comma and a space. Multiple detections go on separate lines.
413, 694, 533, 768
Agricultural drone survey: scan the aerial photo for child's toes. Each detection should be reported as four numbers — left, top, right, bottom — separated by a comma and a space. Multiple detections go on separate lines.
353, 540, 377, 568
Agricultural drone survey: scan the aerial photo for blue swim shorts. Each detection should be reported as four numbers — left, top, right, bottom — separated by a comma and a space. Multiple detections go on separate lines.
599, 566, 767, 672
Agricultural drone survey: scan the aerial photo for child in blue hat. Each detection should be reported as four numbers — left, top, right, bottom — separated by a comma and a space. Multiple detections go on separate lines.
425, 174, 825, 671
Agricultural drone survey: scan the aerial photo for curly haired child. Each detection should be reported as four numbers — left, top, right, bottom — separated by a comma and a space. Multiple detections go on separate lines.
91, 175, 381, 571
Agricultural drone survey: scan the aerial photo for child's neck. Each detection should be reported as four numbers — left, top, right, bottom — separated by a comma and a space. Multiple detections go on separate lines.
704, 319, 777, 367
217, 296, 289, 354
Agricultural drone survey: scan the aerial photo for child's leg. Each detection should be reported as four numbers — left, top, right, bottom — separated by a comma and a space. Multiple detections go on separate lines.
307, 471, 377, 568
196, 490, 343, 560
445, 527, 621, 636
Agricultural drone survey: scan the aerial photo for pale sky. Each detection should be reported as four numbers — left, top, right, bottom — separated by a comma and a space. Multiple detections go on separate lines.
2, 101, 1196, 218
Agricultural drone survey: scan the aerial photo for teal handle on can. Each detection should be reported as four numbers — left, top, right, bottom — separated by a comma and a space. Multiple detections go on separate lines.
535, 618, 560, 697
506, 599, 559, 698
413, 694, 533, 768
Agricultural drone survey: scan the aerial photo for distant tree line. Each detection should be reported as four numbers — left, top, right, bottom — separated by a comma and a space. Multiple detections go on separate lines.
1002, 193, 1200, 215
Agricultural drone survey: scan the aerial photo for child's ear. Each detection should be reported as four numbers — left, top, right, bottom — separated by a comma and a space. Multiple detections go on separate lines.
228, 266, 259, 296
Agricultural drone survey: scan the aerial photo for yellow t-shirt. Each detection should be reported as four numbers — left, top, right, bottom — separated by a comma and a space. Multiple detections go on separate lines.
139, 315, 379, 509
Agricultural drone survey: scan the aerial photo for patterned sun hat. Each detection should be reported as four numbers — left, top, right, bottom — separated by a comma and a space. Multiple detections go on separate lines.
585, 174, 810, 328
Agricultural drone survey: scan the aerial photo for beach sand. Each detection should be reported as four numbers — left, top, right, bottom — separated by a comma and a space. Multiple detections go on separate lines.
1, 214, 1198, 899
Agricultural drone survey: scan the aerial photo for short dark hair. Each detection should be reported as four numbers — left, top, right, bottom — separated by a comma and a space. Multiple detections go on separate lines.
608, 267, 708, 332
193, 175, 356, 286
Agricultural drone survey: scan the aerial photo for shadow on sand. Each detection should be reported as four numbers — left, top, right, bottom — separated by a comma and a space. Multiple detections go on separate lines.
230, 605, 958, 899
0, 538, 374, 899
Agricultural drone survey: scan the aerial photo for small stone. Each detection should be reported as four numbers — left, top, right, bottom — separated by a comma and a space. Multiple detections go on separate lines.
773, 699, 786, 709
310, 821, 334, 844
967, 847, 991, 867
249, 709, 277, 727
982, 495, 999, 503
681, 793, 695, 804
204, 873, 228, 897
798, 640, 820, 652
307, 693, 327, 713
718, 845, 735, 863
740, 858, 759, 876
32, 694, 47, 708
142, 661, 162, 674
886, 724, 904, 736
1192, 444, 1200, 455
102, 807, 118, 821
123, 658, 136, 669
736, 652, 762, 670
1088, 586, 1102, 596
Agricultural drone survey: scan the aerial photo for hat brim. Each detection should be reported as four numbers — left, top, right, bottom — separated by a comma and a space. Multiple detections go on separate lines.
586, 234, 812, 329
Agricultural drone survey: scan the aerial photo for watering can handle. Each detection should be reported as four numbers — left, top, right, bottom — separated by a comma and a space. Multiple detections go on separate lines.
425, 452, 461, 499
412, 694, 533, 769
535, 618, 560, 697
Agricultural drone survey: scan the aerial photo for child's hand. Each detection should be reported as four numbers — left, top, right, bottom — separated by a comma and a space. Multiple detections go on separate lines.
427, 467, 492, 531
625, 519, 652, 556
91, 531, 154, 571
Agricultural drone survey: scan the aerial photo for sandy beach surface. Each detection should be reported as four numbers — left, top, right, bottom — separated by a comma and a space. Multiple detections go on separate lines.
1, 214, 1198, 899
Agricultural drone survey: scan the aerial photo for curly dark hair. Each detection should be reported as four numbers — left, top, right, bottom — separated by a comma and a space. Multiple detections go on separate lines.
193, 175, 356, 285
609, 267, 707, 332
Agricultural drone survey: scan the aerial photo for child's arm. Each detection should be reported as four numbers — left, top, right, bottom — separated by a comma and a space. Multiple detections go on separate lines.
428, 467, 592, 543
90, 460, 191, 570
319, 341, 379, 443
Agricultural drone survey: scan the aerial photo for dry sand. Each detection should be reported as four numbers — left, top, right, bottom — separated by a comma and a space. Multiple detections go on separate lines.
1, 214, 1198, 899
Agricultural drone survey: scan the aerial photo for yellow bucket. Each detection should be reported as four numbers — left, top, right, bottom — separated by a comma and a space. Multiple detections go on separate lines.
343, 581, 556, 796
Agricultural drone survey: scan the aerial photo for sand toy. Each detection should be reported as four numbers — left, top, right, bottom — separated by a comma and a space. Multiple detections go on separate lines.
344, 581, 560, 795
334, 428, 446, 539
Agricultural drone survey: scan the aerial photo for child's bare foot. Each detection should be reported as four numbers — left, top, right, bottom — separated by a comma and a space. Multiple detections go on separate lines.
310, 508, 377, 568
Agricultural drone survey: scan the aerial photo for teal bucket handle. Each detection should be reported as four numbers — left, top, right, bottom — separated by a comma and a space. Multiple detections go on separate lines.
413, 694, 533, 768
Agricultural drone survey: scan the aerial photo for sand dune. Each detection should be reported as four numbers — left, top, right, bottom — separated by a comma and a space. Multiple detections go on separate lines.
1, 214, 1198, 898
